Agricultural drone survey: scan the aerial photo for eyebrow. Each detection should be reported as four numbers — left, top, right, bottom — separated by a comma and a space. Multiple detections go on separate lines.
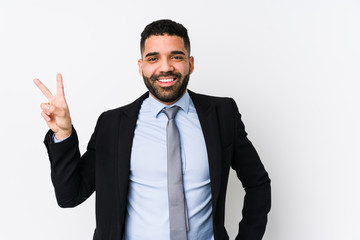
144, 50, 186, 58
170, 51, 186, 55
145, 52, 158, 58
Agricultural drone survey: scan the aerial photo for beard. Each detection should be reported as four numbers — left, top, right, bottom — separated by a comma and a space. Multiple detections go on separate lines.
142, 70, 190, 103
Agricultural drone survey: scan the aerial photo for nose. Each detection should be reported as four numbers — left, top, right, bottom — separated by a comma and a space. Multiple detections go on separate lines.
158, 58, 174, 73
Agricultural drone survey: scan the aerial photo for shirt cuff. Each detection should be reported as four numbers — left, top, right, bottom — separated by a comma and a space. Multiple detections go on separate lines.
52, 133, 71, 143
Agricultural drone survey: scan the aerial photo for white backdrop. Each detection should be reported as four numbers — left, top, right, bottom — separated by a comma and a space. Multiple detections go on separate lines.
1, 0, 359, 239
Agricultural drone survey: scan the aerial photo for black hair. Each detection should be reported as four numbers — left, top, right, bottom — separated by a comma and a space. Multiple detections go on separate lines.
140, 19, 191, 56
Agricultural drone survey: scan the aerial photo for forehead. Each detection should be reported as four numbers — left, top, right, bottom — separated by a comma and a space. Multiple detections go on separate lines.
143, 35, 187, 56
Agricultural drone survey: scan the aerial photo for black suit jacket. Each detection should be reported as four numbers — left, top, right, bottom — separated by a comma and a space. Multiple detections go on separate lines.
44, 90, 271, 240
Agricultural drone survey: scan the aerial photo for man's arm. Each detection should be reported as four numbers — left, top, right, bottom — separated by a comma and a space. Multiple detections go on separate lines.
230, 99, 271, 240
35, 73, 96, 207
43, 125, 97, 208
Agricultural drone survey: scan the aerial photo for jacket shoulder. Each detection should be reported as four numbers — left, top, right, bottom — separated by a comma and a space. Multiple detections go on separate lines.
188, 90, 236, 109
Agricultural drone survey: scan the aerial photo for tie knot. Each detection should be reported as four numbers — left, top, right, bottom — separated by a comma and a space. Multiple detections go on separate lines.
162, 106, 180, 120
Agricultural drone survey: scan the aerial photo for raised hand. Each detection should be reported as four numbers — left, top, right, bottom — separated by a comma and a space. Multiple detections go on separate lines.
34, 73, 72, 140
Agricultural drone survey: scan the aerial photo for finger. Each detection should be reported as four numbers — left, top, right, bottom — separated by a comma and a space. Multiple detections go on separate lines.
56, 73, 65, 97
48, 104, 67, 117
41, 111, 51, 122
34, 78, 54, 100
40, 103, 50, 115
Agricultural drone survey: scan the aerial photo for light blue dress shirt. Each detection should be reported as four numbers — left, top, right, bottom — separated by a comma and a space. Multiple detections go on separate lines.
124, 91, 214, 240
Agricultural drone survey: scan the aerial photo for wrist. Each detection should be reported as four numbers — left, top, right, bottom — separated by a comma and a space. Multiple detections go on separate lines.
54, 129, 72, 140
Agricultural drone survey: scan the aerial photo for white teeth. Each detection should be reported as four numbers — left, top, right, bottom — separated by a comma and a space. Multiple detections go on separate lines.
158, 78, 175, 82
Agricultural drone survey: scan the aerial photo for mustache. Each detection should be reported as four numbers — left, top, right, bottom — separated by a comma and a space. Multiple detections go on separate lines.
150, 72, 182, 81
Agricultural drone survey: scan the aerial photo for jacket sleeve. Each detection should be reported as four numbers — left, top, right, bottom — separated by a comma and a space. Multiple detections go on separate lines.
43, 113, 104, 208
229, 99, 271, 240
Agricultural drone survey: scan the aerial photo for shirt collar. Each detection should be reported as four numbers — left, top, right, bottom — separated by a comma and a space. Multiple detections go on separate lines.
148, 90, 191, 118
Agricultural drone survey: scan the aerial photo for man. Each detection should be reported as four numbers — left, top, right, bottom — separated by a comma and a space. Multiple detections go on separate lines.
34, 19, 271, 240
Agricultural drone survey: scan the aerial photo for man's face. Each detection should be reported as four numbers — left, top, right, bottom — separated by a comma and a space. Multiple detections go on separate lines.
138, 34, 194, 105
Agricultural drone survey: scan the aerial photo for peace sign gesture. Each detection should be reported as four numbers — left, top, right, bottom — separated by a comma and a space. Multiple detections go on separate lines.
34, 73, 72, 140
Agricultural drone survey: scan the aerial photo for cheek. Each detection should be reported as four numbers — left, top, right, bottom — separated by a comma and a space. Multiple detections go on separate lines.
141, 64, 155, 77
175, 63, 189, 74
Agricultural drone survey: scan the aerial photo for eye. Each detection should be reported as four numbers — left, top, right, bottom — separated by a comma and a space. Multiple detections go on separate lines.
147, 57, 158, 62
172, 55, 184, 61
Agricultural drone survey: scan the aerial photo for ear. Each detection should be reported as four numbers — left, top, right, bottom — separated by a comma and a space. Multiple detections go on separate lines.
138, 59, 143, 76
189, 56, 194, 74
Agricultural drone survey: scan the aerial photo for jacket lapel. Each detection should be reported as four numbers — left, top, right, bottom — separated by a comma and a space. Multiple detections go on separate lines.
188, 90, 223, 214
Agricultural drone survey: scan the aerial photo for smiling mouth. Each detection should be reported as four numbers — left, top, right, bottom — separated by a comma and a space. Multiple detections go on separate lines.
157, 78, 177, 83
156, 77, 178, 87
